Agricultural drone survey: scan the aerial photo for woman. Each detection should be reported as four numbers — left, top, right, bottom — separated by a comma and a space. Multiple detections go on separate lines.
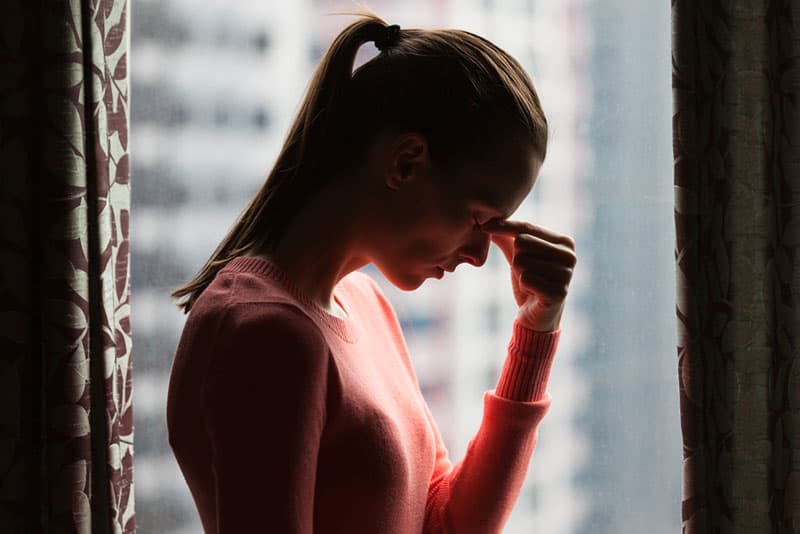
167, 14, 576, 534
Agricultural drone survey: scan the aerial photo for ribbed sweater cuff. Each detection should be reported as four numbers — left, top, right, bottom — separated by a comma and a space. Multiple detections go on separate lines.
495, 319, 560, 402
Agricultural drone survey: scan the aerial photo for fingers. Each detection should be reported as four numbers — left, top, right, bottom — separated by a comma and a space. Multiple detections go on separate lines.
483, 219, 577, 293
487, 226, 577, 270
512, 255, 573, 284
518, 270, 570, 300
482, 219, 576, 250
513, 235, 577, 268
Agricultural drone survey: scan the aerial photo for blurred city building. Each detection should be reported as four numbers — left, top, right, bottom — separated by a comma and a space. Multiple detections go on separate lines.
130, 1, 678, 532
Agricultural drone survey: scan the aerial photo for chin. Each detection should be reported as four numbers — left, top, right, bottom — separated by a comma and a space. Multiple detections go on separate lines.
376, 266, 431, 291
389, 274, 427, 291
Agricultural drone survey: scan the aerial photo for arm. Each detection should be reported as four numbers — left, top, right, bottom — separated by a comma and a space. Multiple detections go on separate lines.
424, 319, 560, 534
202, 303, 331, 533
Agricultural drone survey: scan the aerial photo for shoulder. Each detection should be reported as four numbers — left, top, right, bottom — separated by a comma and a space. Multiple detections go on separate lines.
216, 301, 328, 356
201, 300, 333, 408
201, 302, 335, 431
189, 265, 325, 344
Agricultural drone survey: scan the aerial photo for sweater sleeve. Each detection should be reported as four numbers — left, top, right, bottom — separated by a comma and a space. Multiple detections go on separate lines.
202, 302, 331, 534
423, 319, 561, 534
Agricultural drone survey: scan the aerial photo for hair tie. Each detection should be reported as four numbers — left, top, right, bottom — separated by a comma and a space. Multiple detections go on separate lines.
375, 24, 401, 52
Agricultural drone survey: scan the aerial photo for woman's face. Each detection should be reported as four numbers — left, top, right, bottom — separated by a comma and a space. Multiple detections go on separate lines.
367, 133, 542, 290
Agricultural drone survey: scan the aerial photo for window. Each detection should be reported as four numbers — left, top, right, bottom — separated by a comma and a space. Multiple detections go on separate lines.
131, 1, 678, 532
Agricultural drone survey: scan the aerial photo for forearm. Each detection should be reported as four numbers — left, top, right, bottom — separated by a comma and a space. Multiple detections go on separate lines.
423, 320, 560, 533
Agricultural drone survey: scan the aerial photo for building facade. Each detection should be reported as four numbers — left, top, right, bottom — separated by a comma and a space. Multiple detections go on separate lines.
130, 1, 679, 532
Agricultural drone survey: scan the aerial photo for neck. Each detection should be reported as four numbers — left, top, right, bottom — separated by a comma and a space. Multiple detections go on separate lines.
247, 180, 371, 313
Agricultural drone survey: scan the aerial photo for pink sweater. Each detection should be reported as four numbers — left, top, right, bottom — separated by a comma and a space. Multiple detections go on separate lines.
167, 256, 560, 533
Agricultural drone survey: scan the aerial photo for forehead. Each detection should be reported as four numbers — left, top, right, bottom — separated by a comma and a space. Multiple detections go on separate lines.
464, 144, 541, 217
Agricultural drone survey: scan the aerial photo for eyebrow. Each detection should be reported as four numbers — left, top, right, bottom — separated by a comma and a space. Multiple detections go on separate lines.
479, 199, 513, 221
477, 210, 510, 227
472, 183, 516, 220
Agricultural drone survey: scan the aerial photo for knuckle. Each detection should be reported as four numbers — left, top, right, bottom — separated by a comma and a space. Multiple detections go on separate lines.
515, 234, 533, 246
565, 251, 577, 267
548, 283, 567, 298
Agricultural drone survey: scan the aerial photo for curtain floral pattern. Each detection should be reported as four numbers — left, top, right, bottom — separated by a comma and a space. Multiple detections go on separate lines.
0, 0, 133, 532
673, 0, 799, 531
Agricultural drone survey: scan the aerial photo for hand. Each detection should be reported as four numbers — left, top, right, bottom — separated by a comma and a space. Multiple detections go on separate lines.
481, 219, 577, 332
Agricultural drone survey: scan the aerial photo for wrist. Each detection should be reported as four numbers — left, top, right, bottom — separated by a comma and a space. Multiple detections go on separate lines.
516, 304, 564, 333
516, 315, 560, 333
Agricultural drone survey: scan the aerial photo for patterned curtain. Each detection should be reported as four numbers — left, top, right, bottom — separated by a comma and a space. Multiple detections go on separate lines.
0, 0, 134, 532
673, 1, 800, 531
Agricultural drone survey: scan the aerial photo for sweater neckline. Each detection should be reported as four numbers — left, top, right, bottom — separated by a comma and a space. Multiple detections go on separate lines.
221, 256, 361, 343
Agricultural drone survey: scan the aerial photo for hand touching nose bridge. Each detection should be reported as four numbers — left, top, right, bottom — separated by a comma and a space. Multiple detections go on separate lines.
460, 224, 492, 266
480, 219, 577, 333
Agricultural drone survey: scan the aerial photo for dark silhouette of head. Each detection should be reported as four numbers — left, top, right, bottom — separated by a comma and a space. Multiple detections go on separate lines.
172, 13, 547, 313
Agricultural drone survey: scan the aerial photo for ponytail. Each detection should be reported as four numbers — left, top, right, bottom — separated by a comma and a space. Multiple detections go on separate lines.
171, 13, 548, 314
171, 14, 394, 314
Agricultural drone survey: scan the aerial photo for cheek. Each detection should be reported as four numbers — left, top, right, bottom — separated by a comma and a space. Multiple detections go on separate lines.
401, 233, 446, 260
392, 189, 474, 259
403, 216, 472, 258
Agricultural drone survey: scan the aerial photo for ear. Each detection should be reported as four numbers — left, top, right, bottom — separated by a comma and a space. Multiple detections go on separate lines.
386, 132, 428, 191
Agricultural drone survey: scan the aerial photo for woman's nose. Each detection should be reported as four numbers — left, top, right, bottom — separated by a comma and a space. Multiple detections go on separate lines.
458, 231, 491, 267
